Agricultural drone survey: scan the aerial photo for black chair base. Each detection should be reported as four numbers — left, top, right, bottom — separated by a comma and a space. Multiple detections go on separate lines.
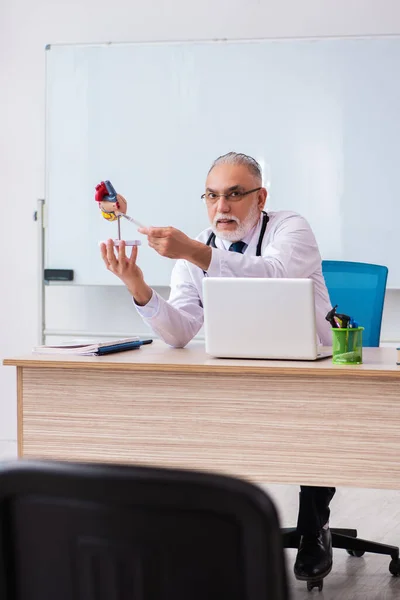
282, 527, 400, 592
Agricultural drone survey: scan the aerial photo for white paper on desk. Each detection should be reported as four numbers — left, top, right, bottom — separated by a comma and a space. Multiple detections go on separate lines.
33, 337, 140, 356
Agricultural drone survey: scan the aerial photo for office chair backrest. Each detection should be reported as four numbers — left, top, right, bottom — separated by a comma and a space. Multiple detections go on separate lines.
322, 260, 388, 347
0, 461, 289, 600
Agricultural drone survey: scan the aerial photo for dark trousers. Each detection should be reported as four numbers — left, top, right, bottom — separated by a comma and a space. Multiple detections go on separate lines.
296, 486, 336, 535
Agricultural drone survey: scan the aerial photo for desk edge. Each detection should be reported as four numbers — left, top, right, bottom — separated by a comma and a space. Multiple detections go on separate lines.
3, 357, 400, 379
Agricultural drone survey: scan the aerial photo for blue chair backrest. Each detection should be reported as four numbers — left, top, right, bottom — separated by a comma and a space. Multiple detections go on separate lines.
322, 261, 388, 347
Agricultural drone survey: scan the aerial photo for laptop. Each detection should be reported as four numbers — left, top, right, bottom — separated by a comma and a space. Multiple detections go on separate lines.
203, 278, 332, 361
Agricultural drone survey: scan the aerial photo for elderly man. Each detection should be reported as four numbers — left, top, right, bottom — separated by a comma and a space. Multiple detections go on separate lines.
100, 152, 334, 584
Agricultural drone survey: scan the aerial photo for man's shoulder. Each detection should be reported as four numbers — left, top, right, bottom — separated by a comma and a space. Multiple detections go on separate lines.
268, 210, 312, 229
268, 209, 305, 222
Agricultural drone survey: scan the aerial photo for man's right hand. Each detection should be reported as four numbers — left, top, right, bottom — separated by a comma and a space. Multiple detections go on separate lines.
100, 239, 153, 306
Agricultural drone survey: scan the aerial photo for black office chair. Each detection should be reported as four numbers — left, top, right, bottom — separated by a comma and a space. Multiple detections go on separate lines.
0, 460, 289, 600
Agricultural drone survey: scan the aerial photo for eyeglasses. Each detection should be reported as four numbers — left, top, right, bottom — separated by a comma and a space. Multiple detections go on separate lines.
201, 187, 262, 205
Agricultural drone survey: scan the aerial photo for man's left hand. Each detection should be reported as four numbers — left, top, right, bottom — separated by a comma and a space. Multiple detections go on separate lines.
138, 226, 193, 259
138, 226, 212, 270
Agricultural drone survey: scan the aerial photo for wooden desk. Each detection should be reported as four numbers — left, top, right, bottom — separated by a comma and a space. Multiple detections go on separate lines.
4, 342, 400, 489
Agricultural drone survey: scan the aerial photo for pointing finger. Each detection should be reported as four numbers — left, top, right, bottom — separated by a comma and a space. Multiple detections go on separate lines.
147, 227, 171, 238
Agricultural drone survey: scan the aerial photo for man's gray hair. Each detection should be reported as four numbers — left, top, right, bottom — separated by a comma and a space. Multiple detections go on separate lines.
208, 152, 262, 183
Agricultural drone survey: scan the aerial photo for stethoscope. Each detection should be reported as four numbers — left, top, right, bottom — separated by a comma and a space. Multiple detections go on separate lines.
205, 210, 269, 257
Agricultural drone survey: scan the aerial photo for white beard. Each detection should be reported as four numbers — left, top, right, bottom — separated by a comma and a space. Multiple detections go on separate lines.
211, 203, 261, 242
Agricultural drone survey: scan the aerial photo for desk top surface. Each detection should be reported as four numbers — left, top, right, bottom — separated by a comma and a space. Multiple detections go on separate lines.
3, 341, 400, 379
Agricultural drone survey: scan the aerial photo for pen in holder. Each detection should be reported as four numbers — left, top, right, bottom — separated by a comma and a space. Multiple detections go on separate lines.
331, 327, 364, 365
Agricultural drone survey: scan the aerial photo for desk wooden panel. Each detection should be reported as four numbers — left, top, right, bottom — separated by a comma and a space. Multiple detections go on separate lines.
4, 342, 400, 489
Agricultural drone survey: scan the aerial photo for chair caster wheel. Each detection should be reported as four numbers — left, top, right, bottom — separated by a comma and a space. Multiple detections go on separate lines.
347, 549, 365, 557
389, 558, 400, 576
307, 579, 323, 591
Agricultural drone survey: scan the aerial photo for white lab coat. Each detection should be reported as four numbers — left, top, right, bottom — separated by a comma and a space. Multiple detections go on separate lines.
136, 211, 332, 347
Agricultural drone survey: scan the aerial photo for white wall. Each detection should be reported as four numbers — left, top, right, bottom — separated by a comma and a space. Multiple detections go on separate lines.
1, 0, 400, 455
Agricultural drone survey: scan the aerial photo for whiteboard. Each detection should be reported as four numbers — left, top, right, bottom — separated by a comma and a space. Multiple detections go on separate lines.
45, 38, 400, 287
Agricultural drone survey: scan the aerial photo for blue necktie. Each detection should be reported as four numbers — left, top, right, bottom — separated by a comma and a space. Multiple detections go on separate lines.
229, 241, 246, 253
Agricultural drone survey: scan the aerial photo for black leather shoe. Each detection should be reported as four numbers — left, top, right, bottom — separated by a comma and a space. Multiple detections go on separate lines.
294, 528, 333, 581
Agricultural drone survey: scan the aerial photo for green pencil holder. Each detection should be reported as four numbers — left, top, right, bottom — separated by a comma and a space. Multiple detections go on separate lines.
332, 327, 364, 365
